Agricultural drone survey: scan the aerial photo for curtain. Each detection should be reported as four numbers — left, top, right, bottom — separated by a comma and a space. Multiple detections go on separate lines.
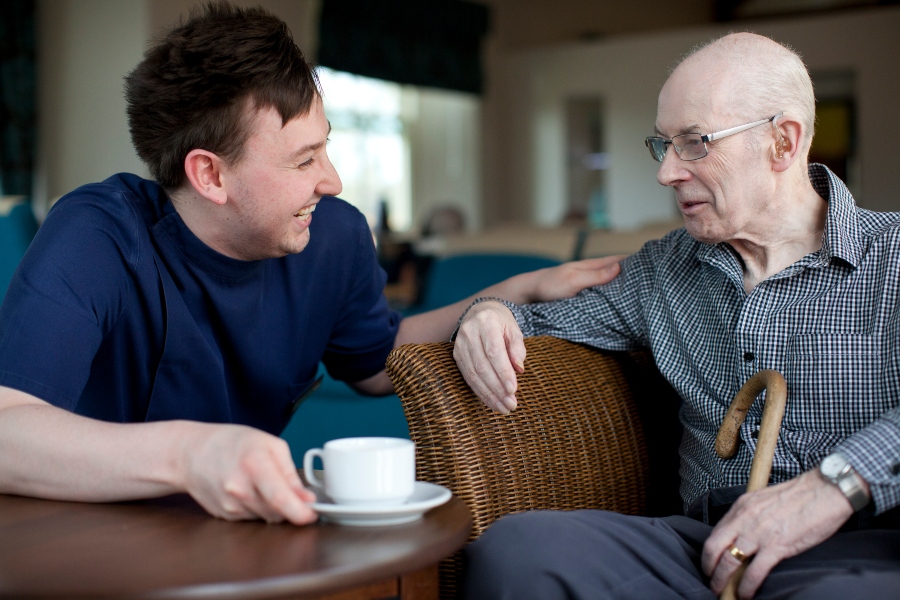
318, 0, 490, 94
0, 0, 37, 198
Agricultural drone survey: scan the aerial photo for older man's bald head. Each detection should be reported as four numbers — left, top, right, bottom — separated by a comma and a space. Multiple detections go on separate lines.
669, 32, 816, 151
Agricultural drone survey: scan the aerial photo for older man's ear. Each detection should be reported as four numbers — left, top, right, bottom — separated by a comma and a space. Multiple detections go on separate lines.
772, 117, 804, 172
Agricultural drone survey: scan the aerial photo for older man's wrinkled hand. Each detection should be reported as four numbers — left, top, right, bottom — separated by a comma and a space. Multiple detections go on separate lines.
453, 301, 525, 414
702, 470, 856, 599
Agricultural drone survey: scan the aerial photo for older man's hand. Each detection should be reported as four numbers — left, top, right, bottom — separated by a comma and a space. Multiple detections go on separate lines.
453, 301, 525, 414
702, 470, 857, 599
451, 255, 625, 414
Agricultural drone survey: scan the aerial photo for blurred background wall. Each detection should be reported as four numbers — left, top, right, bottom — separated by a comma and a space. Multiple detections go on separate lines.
29, 0, 900, 230
482, 5, 900, 228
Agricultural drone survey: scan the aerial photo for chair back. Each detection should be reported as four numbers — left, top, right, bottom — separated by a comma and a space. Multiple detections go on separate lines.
386, 336, 651, 598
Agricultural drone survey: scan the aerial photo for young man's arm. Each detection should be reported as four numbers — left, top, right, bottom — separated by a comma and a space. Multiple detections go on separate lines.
0, 385, 317, 524
352, 256, 624, 396
0, 257, 621, 521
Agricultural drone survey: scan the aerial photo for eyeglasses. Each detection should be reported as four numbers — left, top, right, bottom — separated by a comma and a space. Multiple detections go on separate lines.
644, 112, 783, 162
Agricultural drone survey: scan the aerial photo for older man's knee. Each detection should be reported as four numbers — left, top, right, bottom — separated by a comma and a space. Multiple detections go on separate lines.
467, 511, 568, 570
463, 511, 578, 598
463, 510, 634, 600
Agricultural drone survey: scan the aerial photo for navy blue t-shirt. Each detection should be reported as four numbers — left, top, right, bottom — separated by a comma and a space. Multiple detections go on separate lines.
0, 174, 401, 434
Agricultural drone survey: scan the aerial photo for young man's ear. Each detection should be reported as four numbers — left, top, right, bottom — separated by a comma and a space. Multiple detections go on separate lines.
183, 149, 228, 205
772, 116, 804, 173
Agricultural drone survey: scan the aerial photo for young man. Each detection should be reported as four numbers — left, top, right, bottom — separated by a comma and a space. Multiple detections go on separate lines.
0, 3, 620, 525
454, 33, 900, 599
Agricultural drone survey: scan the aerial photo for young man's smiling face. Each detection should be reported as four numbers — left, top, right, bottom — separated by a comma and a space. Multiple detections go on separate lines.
218, 96, 342, 260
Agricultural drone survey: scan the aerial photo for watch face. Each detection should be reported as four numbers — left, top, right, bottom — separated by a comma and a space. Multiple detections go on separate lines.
820, 453, 847, 479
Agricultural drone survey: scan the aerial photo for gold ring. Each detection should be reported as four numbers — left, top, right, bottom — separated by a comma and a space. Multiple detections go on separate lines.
728, 543, 749, 564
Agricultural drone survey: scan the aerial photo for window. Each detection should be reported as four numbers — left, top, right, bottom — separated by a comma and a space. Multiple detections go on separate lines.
317, 67, 412, 231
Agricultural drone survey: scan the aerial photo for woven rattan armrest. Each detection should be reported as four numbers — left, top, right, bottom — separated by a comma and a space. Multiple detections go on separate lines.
386, 336, 658, 598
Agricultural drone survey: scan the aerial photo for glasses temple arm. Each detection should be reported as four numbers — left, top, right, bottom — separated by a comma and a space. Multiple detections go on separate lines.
703, 112, 784, 143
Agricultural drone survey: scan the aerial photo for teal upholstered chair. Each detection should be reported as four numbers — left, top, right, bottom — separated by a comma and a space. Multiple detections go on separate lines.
0, 201, 38, 303
414, 253, 561, 313
280, 364, 410, 464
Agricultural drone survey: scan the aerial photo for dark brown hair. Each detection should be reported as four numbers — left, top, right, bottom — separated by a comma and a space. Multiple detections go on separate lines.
125, 1, 320, 190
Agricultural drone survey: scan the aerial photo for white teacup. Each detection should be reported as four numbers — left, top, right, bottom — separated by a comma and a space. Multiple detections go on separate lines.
303, 437, 415, 506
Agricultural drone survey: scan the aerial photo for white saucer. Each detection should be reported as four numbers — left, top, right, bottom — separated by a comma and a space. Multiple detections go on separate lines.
310, 481, 452, 527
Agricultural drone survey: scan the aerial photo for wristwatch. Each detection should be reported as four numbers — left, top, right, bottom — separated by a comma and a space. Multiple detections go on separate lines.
818, 452, 870, 512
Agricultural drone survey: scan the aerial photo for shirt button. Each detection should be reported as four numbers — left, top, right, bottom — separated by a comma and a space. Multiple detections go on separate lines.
751, 429, 759, 439
892, 463, 900, 476
743, 352, 755, 362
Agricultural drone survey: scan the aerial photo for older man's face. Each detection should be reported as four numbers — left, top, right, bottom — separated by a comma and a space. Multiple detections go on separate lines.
653, 59, 775, 246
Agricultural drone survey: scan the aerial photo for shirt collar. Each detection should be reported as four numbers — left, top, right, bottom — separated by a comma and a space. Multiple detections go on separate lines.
809, 163, 864, 268
151, 196, 264, 281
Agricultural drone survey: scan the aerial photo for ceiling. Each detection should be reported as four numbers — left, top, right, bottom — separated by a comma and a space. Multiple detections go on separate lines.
477, 0, 898, 49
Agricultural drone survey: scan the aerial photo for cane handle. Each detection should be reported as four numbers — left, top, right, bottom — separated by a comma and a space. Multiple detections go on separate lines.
715, 369, 788, 600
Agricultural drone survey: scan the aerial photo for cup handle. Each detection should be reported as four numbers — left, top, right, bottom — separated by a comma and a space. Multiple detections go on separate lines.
303, 448, 325, 489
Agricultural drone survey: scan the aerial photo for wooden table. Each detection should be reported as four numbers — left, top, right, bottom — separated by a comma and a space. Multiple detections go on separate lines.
0, 491, 471, 599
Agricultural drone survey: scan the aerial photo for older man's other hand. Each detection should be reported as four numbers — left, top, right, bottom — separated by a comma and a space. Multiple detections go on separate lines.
453, 301, 525, 414
702, 470, 857, 599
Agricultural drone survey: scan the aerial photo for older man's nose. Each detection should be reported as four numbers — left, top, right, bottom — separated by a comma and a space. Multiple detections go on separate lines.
656, 145, 690, 187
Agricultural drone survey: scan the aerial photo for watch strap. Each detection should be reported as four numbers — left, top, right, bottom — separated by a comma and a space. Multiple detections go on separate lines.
820, 453, 870, 512
835, 467, 870, 512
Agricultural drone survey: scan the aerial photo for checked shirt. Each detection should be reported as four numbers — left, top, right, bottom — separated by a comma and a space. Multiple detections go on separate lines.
501, 164, 900, 513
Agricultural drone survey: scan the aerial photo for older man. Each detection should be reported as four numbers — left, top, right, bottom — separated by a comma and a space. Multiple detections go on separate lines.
454, 33, 900, 598
0, 3, 620, 526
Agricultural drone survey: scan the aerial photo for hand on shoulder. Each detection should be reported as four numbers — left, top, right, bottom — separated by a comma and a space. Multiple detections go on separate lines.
528, 255, 625, 303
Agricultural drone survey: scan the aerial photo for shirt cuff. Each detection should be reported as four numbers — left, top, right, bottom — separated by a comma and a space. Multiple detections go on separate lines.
835, 416, 900, 514
449, 296, 525, 342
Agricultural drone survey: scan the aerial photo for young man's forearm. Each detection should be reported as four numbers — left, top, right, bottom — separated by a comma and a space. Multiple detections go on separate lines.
0, 385, 318, 525
0, 386, 188, 501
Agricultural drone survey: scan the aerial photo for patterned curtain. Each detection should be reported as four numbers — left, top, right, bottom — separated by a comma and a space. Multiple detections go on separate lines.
0, 0, 36, 198
318, 0, 490, 94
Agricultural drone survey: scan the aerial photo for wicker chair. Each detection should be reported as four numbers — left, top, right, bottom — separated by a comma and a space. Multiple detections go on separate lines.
386, 336, 682, 599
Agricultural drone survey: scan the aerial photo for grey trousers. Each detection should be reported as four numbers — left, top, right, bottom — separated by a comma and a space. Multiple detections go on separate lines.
462, 510, 900, 600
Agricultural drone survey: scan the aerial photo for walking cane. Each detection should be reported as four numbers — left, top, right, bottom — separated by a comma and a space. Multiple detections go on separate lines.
714, 370, 788, 600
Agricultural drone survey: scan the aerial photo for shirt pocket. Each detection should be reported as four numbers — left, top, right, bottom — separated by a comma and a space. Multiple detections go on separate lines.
783, 333, 884, 439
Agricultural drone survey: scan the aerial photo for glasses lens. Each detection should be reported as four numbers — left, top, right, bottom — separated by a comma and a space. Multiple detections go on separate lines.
674, 134, 706, 160
645, 137, 667, 162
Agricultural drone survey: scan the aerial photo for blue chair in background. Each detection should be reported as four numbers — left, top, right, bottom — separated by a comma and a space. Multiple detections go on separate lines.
0, 202, 38, 303
280, 363, 409, 465
414, 252, 561, 313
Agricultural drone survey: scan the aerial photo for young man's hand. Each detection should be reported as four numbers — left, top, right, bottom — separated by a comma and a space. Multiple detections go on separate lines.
0, 387, 317, 525
526, 256, 624, 303
180, 423, 318, 524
